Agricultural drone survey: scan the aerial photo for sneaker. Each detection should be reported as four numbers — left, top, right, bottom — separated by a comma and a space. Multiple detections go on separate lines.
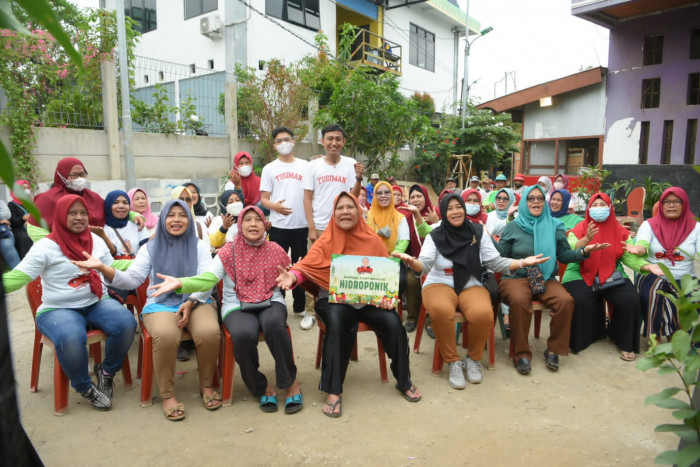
176, 344, 189, 362
94, 363, 114, 398
448, 361, 466, 389
300, 314, 316, 330
464, 356, 483, 384
81, 383, 112, 411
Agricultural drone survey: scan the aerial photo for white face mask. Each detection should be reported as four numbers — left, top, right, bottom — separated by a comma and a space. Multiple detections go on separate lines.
276, 141, 294, 155
68, 177, 88, 192
465, 204, 481, 216
237, 165, 253, 177
24, 188, 32, 195
553, 182, 564, 190
226, 201, 243, 217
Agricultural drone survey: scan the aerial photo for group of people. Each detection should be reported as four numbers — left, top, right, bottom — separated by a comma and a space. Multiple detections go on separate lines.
2, 125, 698, 419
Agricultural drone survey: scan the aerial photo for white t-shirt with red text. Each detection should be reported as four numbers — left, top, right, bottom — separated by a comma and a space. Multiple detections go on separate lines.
260, 158, 309, 229
304, 155, 357, 231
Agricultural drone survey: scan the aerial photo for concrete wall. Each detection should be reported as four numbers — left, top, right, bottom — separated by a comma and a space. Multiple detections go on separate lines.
605, 5, 700, 165
522, 79, 606, 140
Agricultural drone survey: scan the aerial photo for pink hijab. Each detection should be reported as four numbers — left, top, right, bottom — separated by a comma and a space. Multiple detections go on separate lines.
127, 188, 159, 230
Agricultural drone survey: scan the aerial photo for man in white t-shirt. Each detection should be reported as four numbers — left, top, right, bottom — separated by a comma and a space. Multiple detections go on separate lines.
302, 124, 363, 330
260, 126, 310, 326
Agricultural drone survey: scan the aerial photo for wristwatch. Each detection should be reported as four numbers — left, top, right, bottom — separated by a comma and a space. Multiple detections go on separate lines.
187, 297, 201, 308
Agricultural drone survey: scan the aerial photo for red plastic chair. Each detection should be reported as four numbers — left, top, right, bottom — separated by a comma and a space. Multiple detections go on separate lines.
220, 325, 294, 406
26, 277, 133, 416
617, 186, 646, 229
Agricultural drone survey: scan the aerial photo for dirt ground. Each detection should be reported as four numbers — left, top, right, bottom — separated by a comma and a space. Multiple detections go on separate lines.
6, 287, 678, 466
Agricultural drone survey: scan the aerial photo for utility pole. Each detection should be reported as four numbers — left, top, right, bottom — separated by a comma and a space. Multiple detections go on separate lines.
116, 0, 135, 189
460, 0, 493, 129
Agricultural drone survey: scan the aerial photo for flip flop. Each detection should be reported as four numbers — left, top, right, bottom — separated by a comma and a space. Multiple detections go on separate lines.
163, 402, 185, 421
259, 395, 278, 413
322, 397, 342, 418
396, 384, 422, 403
284, 393, 303, 414
620, 351, 636, 362
202, 391, 222, 411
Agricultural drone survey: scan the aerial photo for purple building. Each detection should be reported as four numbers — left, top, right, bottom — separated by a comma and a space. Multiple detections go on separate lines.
573, 0, 699, 208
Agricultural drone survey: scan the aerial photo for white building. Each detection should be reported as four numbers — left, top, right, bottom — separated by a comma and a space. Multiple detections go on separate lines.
125, 0, 478, 113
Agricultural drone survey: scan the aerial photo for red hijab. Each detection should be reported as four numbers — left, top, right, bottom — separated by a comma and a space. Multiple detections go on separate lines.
394, 185, 420, 256
392, 185, 408, 209
47, 195, 103, 299
234, 151, 261, 207
571, 193, 627, 286
409, 184, 439, 223
11, 179, 30, 205
461, 189, 489, 224
358, 186, 370, 209
648, 187, 697, 261
30, 157, 105, 229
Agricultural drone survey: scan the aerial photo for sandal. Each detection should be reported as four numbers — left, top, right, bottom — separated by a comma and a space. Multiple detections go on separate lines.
322, 397, 342, 418
202, 391, 223, 411
395, 384, 422, 403
259, 395, 278, 413
620, 351, 636, 362
284, 393, 303, 414
425, 324, 435, 339
163, 402, 185, 421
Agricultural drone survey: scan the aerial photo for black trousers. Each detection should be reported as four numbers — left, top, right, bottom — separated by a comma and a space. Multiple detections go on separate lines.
223, 301, 296, 396
315, 298, 413, 395
268, 226, 308, 314
563, 278, 641, 354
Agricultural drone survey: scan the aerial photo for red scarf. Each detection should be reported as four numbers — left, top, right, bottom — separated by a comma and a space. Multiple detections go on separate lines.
30, 157, 106, 229
571, 193, 627, 286
47, 195, 103, 299
234, 151, 261, 207
409, 184, 440, 224
218, 206, 290, 303
461, 189, 489, 224
648, 187, 696, 264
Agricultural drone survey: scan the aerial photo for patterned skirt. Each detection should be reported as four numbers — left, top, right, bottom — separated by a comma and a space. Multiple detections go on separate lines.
635, 272, 679, 337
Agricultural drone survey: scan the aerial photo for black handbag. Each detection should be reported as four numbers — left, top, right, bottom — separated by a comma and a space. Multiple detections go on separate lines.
526, 266, 546, 295
592, 270, 625, 292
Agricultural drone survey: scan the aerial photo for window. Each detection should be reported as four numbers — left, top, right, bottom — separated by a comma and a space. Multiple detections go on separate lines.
641, 78, 661, 109
184, 0, 217, 20
691, 29, 700, 60
207, 59, 214, 70
685, 119, 697, 164
689, 73, 700, 105
190, 63, 196, 74
639, 121, 650, 164
643, 35, 663, 65
661, 120, 673, 164
143, 74, 149, 84
409, 23, 435, 72
265, 0, 320, 31
125, 0, 157, 33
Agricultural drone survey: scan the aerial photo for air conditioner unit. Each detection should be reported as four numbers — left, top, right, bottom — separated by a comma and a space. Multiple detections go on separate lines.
200, 14, 221, 39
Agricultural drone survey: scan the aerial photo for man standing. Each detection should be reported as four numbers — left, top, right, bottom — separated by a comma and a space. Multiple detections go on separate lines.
260, 126, 310, 325
303, 124, 364, 329
365, 173, 380, 205
512, 173, 526, 194
468, 176, 486, 197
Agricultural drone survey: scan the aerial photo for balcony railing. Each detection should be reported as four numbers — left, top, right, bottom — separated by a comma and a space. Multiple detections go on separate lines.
348, 29, 402, 76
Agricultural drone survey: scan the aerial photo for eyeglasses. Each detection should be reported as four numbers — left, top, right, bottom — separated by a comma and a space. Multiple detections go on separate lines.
375, 190, 392, 196
274, 137, 293, 144
67, 210, 89, 217
526, 196, 545, 203
496, 196, 510, 201
662, 199, 682, 206
67, 172, 88, 179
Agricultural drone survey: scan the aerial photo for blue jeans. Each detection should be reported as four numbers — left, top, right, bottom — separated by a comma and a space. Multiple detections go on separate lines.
36, 299, 136, 393
0, 234, 20, 269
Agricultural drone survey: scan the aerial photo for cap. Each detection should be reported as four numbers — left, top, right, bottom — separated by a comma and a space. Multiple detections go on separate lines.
370, 173, 380, 180
495, 174, 507, 181
514, 173, 525, 181
469, 176, 480, 183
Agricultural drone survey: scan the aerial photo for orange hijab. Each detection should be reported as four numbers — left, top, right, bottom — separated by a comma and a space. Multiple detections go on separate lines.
367, 181, 404, 254
292, 192, 388, 292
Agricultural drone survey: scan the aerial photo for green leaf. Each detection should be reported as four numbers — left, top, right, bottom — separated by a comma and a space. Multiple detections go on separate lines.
17, 0, 83, 69
653, 398, 692, 410
673, 331, 692, 361
0, 141, 15, 187
655, 423, 697, 432
638, 357, 663, 371
658, 364, 679, 376
673, 409, 700, 420
0, 1, 27, 31
645, 387, 684, 406
655, 444, 700, 467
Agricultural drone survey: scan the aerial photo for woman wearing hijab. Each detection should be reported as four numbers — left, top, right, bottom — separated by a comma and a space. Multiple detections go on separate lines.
170, 186, 211, 250
128, 188, 159, 235
563, 193, 661, 360
3, 195, 135, 410
276, 192, 422, 417
209, 190, 244, 248
183, 182, 213, 228
485, 188, 517, 238
103, 190, 150, 259
74, 199, 222, 421
357, 186, 370, 219
151, 206, 303, 414
408, 184, 440, 225
626, 187, 699, 339
549, 189, 583, 231
7, 179, 33, 259
367, 181, 410, 255
494, 185, 609, 375
225, 151, 262, 209
537, 176, 553, 201
395, 193, 547, 389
